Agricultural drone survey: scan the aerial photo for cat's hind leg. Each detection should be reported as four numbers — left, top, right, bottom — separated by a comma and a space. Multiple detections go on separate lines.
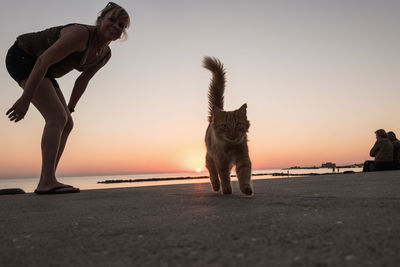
206, 154, 220, 192
236, 157, 253, 196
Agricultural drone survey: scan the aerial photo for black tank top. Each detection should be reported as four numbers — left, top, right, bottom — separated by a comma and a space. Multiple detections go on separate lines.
16, 24, 110, 78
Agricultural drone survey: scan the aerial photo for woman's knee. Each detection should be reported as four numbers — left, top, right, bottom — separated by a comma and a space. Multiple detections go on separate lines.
46, 110, 69, 129
64, 114, 74, 133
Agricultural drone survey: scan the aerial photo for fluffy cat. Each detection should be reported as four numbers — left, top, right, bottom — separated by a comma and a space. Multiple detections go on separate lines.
203, 56, 253, 196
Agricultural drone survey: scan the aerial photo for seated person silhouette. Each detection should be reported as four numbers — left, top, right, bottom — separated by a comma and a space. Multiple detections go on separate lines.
363, 129, 394, 172
387, 131, 400, 170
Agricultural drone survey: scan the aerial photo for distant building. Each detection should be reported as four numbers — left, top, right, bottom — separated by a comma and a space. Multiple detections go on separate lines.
321, 162, 336, 168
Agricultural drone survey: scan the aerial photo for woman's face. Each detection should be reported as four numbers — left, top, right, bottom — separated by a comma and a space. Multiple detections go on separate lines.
99, 12, 127, 41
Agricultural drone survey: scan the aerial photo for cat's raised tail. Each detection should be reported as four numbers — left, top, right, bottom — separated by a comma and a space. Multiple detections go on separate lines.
203, 56, 226, 122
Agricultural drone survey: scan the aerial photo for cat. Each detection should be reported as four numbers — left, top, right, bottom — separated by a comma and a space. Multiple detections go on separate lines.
203, 56, 253, 196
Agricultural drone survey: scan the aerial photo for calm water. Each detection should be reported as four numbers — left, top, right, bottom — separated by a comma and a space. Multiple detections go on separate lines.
0, 168, 362, 193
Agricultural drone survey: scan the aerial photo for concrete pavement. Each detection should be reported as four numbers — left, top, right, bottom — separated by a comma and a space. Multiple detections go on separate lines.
1, 171, 400, 266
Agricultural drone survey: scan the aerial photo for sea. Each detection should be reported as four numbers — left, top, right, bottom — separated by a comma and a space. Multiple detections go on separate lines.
0, 167, 362, 193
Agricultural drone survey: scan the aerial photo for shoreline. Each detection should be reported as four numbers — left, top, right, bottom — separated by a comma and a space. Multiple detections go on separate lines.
97, 171, 353, 184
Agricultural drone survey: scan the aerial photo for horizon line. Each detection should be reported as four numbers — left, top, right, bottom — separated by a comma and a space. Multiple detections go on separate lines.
0, 164, 364, 179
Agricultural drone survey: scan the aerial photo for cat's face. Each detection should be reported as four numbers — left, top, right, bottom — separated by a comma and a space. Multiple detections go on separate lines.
212, 104, 250, 143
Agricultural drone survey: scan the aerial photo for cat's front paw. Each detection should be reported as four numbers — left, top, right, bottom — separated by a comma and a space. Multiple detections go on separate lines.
222, 187, 232, 195
211, 183, 220, 192
240, 185, 253, 196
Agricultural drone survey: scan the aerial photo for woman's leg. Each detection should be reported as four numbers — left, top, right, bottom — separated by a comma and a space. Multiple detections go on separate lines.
21, 78, 77, 192
52, 86, 74, 170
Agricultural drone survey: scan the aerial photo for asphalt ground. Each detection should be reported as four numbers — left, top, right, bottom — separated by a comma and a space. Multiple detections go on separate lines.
1, 171, 399, 266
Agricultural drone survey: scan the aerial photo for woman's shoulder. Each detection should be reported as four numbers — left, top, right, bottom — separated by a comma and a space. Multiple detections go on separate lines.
60, 24, 93, 36
59, 24, 94, 50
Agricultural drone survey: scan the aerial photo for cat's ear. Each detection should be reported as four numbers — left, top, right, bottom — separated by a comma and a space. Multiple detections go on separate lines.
238, 103, 247, 116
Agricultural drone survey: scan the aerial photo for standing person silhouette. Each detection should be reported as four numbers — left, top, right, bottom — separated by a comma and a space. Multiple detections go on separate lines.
5, 2, 130, 194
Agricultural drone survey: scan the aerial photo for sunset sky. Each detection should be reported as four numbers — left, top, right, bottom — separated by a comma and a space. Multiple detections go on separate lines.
0, 0, 399, 178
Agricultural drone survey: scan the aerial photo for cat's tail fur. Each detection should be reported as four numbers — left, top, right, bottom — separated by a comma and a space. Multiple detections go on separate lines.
203, 56, 226, 122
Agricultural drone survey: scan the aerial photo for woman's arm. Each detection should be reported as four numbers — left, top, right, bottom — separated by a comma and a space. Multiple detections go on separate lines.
6, 25, 89, 121
68, 50, 112, 113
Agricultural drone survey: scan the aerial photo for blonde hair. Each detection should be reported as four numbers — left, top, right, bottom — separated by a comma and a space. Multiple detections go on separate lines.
96, 2, 131, 40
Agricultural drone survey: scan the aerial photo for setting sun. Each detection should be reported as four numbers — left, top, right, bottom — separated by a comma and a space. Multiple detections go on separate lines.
196, 168, 201, 173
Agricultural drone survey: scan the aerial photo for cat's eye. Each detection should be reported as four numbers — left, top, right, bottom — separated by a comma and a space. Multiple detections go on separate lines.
220, 124, 228, 129
236, 123, 242, 128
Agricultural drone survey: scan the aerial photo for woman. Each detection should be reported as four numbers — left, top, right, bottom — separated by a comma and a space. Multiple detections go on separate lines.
5, 2, 130, 194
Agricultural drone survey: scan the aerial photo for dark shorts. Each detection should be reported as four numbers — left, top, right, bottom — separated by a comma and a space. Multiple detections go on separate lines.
5, 41, 60, 89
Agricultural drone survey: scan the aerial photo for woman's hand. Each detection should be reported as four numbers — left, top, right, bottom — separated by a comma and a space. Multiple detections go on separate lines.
6, 96, 30, 122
